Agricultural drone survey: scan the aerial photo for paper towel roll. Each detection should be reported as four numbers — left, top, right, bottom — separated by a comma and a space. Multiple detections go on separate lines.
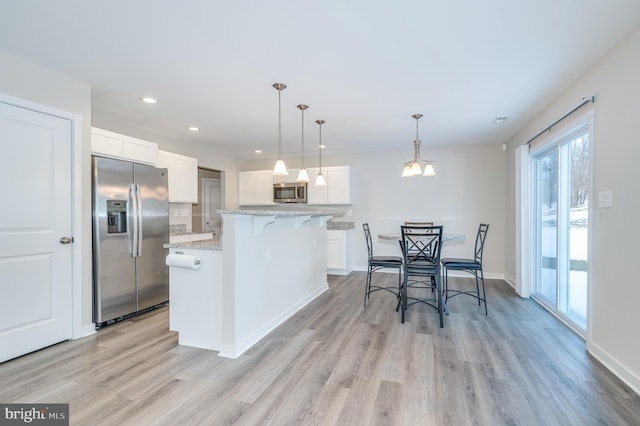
166, 253, 201, 269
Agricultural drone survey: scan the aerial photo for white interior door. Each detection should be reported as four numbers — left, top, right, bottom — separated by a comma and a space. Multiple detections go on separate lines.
202, 179, 222, 236
0, 101, 73, 363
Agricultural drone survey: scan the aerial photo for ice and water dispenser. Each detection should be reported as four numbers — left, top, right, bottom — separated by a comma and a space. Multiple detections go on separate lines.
106, 200, 128, 234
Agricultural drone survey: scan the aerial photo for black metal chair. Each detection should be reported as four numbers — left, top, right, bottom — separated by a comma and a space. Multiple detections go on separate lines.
441, 223, 489, 315
363, 223, 403, 307
399, 225, 445, 327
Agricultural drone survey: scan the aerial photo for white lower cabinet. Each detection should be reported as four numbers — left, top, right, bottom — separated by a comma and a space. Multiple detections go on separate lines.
157, 150, 198, 203
238, 170, 275, 206
327, 229, 352, 275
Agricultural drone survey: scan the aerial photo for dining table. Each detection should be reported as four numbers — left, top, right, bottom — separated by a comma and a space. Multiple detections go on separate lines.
377, 232, 465, 242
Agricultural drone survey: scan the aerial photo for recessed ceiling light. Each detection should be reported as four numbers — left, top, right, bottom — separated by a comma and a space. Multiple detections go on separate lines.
141, 97, 158, 104
493, 116, 509, 124
254, 149, 262, 154
188, 127, 200, 132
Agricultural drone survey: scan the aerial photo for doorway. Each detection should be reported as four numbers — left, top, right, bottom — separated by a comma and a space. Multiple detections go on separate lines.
531, 125, 590, 330
191, 167, 223, 236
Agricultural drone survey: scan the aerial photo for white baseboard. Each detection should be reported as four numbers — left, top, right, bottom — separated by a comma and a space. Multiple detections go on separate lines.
504, 275, 516, 290
587, 341, 640, 396
77, 324, 97, 339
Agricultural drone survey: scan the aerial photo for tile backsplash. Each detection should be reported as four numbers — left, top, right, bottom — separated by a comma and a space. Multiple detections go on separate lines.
169, 203, 192, 232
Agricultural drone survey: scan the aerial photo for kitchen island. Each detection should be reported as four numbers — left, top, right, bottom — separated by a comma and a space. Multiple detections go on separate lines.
167, 209, 332, 358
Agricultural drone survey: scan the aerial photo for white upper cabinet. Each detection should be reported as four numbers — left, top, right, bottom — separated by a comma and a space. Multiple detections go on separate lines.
307, 166, 351, 205
122, 135, 158, 165
91, 127, 157, 165
273, 168, 300, 184
238, 170, 275, 206
91, 127, 123, 158
157, 150, 198, 203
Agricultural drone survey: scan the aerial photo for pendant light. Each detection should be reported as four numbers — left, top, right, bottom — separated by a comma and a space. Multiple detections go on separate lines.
401, 114, 436, 177
296, 104, 310, 183
272, 83, 288, 176
315, 119, 326, 186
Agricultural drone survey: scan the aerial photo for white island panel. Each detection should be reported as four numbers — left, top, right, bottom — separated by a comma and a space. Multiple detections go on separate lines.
168, 248, 223, 350
219, 213, 331, 358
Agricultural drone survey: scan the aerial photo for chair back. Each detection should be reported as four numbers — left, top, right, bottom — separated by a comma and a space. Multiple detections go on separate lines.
363, 223, 374, 261
401, 225, 443, 269
474, 224, 490, 264
403, 221, 434, 233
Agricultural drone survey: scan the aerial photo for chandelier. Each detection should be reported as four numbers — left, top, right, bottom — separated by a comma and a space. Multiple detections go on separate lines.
402, 114, 435, 177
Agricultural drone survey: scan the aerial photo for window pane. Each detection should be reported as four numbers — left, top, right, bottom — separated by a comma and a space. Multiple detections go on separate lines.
567, 134, 589, 326
539, 150, 558, 304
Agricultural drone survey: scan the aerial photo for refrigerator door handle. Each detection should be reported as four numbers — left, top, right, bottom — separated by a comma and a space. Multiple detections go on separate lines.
136, 183, 143, 256
130, 183, 141, 257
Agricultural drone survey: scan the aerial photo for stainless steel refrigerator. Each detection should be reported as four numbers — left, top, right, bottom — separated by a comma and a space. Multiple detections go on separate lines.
92, 156, 169, 328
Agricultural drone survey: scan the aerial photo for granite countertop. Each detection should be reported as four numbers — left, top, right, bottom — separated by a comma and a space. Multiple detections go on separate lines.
165, 239, 222, 250
327, 221, 355, 230
218, 209, 334, 216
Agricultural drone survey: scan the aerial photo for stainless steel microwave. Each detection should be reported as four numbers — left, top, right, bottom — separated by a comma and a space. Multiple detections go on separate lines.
273, 182, 307, 203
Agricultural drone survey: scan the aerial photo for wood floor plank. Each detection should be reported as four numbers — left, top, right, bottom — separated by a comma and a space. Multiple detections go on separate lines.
1, 273, 639, 425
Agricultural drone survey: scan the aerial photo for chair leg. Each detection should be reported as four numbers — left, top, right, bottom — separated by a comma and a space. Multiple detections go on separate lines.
443, 266, 448, 303
474, 271, 481, 306
401, 271, 407, 323
364, 267, 371, 307
479, 268, 487, 315
436, 273, 443, 328
395, 267, 403, 312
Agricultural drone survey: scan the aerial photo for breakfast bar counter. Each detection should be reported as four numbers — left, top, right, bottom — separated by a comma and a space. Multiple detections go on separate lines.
168, 209, 332, 358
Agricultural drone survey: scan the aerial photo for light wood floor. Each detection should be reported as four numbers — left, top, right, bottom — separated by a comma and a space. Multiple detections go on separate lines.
1, 273, 639, 425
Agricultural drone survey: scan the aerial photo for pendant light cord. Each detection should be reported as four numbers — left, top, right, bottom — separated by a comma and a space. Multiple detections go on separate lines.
278, 88, 282, 160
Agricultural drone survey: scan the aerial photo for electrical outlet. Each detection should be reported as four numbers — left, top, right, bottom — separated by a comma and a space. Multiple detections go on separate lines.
598, 190, 612, 208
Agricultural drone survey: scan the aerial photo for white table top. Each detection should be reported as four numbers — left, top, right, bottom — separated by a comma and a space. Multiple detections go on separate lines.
378, 233, 465, 242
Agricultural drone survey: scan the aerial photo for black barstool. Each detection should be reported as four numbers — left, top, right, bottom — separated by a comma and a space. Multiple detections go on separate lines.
399, 225, 445, 327
363, 223, 403, 307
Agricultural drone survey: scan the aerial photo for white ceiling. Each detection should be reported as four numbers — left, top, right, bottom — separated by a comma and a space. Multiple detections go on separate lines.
1, 1, 640, 161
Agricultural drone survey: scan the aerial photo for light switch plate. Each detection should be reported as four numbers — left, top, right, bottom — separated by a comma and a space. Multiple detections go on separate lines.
598, 190, 612, 208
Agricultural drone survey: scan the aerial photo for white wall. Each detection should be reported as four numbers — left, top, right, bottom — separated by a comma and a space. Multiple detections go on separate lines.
242, 141, 507, 278
505, 24, 640, 392
0, 51, 94, 333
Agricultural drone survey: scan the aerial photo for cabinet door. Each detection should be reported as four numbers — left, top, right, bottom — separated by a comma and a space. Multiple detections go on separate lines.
156, 150, 174, 200
256, 170, 275, 205
306, 167, 328, 204
327, 166, 351, 204
123, 135, 158, 165
326, 231, 346, 270
156, 150, 198, 203
273, 168, 300, 184
91, 127, 123, 158
238, 172, 258, 206
173, 154, 198, 203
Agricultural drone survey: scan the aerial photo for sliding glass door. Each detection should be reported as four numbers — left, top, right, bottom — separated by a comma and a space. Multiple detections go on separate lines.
532, 127, 589, 330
